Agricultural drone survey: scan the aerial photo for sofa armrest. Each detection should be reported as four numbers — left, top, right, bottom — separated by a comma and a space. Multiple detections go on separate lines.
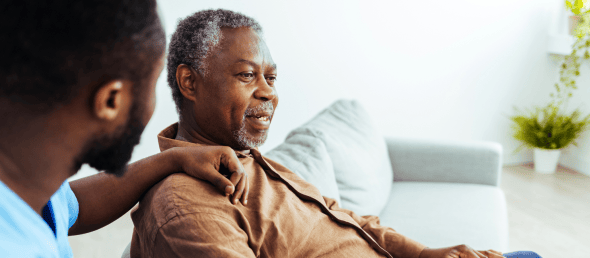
385, 137, 503, 186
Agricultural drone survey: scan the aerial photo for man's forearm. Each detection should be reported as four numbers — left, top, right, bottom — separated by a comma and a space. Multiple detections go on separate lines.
68, 149, 180, 235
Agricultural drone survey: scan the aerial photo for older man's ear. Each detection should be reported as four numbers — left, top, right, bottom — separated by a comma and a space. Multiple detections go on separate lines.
175, 64, 203, 103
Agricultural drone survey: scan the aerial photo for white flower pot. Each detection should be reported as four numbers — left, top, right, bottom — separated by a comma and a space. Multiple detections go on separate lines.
533, 148, 561, 174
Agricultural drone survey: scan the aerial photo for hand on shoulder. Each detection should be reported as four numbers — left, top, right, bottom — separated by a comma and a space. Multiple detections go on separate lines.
167, 146, 249, 205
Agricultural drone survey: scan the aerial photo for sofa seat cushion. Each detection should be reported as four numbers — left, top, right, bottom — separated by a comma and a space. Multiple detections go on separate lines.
379, 182, 509, 252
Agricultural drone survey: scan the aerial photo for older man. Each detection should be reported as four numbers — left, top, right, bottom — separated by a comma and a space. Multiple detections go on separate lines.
131, 9, 537, 258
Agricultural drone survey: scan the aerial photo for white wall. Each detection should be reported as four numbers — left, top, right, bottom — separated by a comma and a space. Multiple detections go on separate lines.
558, 63, 590, 176
71, 0, 590, 181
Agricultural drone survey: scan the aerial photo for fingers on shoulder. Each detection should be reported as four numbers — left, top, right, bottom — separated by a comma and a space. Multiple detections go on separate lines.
217, 146, 236, 156
219, 147, 244, 172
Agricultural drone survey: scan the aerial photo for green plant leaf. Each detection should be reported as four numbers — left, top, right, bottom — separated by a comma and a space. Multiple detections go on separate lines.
509, 104, 590, 150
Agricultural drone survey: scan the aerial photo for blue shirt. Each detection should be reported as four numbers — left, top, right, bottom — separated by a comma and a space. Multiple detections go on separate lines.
0, 179, 79, 258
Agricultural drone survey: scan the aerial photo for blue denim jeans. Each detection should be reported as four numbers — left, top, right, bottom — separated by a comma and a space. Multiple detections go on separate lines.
503, 251, 541, 257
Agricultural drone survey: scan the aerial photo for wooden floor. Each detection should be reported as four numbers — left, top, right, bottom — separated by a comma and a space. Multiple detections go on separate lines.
501, 164, 590, 258
68, 164, 590, 258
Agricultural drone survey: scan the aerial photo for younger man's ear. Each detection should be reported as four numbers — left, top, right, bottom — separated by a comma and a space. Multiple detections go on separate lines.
176, 64, 202, 102
93, 80, 124, 121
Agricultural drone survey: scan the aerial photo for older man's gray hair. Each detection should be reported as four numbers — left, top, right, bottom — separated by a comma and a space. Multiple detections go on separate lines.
167, 9, 262, 113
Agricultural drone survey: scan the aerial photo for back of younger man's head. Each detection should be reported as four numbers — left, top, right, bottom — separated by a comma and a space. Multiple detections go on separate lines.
0, 0, 166, 114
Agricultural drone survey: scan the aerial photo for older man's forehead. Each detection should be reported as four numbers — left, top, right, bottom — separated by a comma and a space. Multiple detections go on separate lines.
235, 58, 277, 70
218, 27, 259, 48
215, 27, 276, 69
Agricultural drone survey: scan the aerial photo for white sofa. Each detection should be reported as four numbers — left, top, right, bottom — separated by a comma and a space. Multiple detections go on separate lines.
264, 99, 509, 252
122, 99, 508, 257
377, 137, 508, 251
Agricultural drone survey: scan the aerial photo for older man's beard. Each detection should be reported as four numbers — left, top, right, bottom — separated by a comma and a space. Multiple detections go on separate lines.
233, 101, 274, 150
74, 100, 145, 177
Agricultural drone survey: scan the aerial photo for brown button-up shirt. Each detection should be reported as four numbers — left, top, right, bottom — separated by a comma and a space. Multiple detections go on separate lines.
130, 123, 426, 258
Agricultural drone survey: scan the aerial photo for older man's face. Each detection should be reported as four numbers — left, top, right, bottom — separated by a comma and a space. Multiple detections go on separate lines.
192, 27, 278, 150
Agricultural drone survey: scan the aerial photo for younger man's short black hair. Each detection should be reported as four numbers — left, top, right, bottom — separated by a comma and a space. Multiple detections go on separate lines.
0, 0, 166, 112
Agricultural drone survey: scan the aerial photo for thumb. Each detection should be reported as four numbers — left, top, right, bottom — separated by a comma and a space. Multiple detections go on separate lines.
200, 167, 235, 196
219, 148, 245, 177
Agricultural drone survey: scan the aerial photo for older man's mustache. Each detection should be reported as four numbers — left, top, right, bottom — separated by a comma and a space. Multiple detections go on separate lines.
244, 101, 274, 118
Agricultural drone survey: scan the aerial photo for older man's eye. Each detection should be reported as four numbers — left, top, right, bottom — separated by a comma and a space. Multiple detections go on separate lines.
265, 76, 277, 82
240, 72, 254, 78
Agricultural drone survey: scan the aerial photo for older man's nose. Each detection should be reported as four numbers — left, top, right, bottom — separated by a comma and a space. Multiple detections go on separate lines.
253, 77, 276, 101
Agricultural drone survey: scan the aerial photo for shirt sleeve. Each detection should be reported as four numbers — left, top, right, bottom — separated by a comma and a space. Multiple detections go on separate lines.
152, 212, 256, 258
323, 196, 427, 258
63, 182, 79, 229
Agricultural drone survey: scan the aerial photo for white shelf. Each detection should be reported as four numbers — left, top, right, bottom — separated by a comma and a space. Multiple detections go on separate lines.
547, 33, 575, 55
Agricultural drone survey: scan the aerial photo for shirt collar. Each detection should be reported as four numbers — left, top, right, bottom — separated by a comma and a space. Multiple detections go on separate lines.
157, 123, 254, 158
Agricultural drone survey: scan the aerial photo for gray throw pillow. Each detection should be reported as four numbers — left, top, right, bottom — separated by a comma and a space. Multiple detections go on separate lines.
287, 99, 393, 216
265, 132, 341, 203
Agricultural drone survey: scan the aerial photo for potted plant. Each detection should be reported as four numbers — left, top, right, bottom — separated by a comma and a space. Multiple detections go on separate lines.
509, 0, 590, 174
511, 104, 590, 173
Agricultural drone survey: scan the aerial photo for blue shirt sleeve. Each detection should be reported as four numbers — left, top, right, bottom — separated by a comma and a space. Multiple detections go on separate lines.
63, 182, 79, 229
